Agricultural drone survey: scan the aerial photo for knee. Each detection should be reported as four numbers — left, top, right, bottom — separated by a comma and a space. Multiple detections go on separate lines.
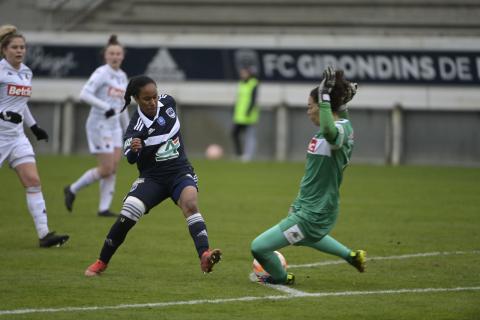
98, 164, 115, 178
120, 196, 146, 221
251, 238, 263, 258
182, 199, 199, 216
23, 174, 41, 188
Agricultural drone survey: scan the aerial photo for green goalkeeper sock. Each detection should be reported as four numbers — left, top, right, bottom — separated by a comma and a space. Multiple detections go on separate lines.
305, 235, 351, 260
251, 225, 290, 283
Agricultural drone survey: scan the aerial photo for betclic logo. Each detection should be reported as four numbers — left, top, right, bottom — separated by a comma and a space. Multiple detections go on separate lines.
7, 85, 32, 97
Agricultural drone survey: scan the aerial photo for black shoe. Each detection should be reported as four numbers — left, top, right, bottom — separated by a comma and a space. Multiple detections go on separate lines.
63, 186, 75, 212
97, 210, 118, 217
39, 232, 69, 248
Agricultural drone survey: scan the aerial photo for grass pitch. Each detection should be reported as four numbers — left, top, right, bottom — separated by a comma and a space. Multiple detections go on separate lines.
0, 156, 479, 319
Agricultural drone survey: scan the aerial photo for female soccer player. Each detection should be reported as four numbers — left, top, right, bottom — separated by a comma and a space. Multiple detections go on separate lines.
64, 35, 129, 217
251, 67, 365, 284
0, 25, 69, 247
84, 75, 221, 276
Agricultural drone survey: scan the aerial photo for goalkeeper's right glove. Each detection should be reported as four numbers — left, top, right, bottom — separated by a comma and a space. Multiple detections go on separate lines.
318, 66, 336, 103
0, 111, 22, 124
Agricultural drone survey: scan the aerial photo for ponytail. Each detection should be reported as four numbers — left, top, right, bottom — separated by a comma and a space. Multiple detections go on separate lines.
122, 75, 156, 112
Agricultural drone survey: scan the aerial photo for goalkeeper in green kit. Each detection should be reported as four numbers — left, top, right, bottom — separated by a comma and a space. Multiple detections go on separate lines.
251, 66, 366, 285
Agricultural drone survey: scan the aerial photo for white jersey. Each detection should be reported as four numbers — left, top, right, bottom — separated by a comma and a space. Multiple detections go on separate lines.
80, 64, 128, 130
0, 59, 32, 137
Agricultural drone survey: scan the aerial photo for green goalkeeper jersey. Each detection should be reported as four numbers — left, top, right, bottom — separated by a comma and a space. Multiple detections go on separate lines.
292, 118, 354, 216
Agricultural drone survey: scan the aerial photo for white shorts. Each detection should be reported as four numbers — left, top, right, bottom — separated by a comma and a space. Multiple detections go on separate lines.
86, 122, 123, 154
0, 135, 35, 168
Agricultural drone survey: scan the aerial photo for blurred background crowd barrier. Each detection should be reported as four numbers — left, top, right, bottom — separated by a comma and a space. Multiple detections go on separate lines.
1, 0, 479, 166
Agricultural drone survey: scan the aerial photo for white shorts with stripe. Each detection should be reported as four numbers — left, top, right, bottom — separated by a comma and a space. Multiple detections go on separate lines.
0, 134, 35, 168
86, 120, 123, 154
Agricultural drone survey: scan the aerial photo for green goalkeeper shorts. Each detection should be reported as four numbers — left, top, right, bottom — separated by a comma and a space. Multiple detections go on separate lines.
278, 207, 338, 244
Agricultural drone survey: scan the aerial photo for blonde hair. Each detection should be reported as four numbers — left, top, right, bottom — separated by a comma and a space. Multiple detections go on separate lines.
0, 25, 24, 58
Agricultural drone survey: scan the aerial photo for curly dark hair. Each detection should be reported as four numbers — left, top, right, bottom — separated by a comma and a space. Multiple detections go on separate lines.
310, 70, 351, 113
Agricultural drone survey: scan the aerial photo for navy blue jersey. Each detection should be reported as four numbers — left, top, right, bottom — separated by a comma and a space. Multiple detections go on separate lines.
123, 94, 191, 178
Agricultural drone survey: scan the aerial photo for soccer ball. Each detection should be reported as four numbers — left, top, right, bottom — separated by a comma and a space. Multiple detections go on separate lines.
253, 251, 287, 278
205, 144, 224, 160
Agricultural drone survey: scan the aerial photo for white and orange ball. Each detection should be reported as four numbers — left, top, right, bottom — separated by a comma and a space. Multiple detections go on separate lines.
253, 251, 287, 278
205, 144, 224, 160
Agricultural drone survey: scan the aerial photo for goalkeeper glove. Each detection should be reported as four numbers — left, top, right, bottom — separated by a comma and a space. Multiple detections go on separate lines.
318, 66, 336, 103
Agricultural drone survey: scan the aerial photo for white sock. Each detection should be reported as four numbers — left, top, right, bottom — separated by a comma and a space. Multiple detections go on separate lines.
99, 174, 116, 212
26, 187, 49, 239
71, 168, 100, 194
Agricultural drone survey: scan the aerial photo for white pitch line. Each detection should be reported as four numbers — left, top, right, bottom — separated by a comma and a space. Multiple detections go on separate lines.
249, 272, 310, 296
288, 250, 480, 269
1, 286, 479, 316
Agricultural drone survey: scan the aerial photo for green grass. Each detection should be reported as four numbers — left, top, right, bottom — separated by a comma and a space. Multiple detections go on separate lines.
0, 156, 479, 319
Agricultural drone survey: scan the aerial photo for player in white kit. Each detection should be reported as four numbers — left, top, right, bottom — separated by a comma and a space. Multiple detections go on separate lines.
64, 35, 129, 217
0, 25, 69, 247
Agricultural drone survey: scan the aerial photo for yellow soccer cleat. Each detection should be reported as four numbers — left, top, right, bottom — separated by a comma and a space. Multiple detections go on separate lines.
349, 250, 367, 273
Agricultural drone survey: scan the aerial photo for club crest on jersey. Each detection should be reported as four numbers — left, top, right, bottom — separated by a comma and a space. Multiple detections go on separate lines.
157, 116, 166, 126
155, 137, 180, 161
166, 107, 176, 119
7, 84, 31, 97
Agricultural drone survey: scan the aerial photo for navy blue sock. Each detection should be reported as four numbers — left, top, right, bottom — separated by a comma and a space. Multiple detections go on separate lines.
99, 215, 136, 263
187, 213, 209, 257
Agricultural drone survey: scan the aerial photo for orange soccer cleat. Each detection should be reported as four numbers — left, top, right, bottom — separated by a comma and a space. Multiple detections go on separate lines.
84, 259, 108, 277
200, 248, 222, 273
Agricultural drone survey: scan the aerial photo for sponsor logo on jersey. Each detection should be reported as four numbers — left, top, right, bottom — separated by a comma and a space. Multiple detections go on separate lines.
123, 137, 132, 150
157, 116, 166, 126
155, 137, 180, 161
108, 86, 125, 98
148, 128, 155, 135
7, 84, 32, 97
308, 137, 318, 153
307, 136, 331, 156
166, 107, 176, 119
